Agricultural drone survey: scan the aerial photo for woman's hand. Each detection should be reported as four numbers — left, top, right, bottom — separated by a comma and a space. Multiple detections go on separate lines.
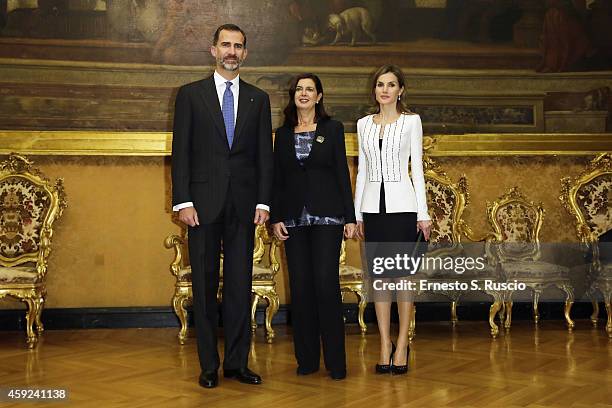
417, 220, 433, 241
272, 222, 289, 240
344, 223, 356, 239
355, 221, 365, 240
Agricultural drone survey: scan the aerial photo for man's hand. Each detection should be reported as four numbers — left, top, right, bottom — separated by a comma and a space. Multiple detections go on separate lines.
254, 209, 269, 225
272, 222, 289, 240
178, 207, 199, 227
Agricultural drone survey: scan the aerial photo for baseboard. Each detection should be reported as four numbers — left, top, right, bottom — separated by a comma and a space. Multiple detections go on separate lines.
0, 302, 601, 331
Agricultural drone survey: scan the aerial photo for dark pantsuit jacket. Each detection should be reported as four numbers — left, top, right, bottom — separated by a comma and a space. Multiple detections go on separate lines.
270, 118, 356, 224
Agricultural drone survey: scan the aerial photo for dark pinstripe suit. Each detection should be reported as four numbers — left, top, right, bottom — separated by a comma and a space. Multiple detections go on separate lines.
171, 75, 273, 371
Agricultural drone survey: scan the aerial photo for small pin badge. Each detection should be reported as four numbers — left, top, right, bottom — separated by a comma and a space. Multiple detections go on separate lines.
316, 135, 325, 143
250, 98, 254, 102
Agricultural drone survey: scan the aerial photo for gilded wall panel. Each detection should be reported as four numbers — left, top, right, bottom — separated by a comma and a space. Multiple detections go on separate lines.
0, 155, 590, 309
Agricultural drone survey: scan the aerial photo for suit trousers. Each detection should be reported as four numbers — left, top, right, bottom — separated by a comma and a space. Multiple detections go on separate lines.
188, 184, 255, 372
284, 225, 346, 372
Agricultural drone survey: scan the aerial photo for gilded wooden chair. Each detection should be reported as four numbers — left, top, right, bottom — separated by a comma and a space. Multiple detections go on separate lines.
560, 153, 612, 336
488, 187, 575, 331
415, 155, 504, 339
165, 224, 281, 344
0, 153, 67, 348
422, 156, 470, 327
339, 239, 367, 334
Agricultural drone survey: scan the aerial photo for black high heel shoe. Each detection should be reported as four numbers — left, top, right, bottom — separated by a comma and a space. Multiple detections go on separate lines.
391, 344, 410, 375
375, 342, 396, 374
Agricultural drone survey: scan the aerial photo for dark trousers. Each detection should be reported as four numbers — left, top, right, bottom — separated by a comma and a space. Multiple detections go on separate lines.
188, 189, 255, 372
284, 225, 346, 372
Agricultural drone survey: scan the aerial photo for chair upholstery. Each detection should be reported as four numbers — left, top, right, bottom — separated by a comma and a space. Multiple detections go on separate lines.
415, 155, 504, 339
165, 224, 281, 344
560, 153, 612, 336
488, 187, 575, 331
0, 153, 67, 348
339, 239, 367, 334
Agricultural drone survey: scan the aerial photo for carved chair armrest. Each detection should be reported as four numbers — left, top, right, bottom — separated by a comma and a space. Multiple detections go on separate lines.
458, 219, 502, 265
458, 219, 499, 243
268, 235, 282, 277
35, 226, 52, 279
164, 234, 188, 278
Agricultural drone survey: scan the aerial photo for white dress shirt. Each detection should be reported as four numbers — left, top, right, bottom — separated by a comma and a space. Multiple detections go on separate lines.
354, 113, 430, 222
173, 71, 269, 213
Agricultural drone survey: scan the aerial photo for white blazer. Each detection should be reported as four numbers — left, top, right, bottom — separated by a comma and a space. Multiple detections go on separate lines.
354, 113, 430, 222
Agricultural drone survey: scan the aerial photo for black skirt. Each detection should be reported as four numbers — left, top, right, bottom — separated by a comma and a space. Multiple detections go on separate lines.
363, 181, 417, 243
363, 180, 419, 284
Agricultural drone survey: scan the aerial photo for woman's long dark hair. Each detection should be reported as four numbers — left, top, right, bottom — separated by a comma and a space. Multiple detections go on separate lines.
282, 73, 330, 127
369, 64, 412, 114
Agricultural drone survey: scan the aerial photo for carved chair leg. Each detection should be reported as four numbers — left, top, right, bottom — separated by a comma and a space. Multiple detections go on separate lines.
263, 292, 279, 344
604, 290, 612, 338
451, 301, 458, 327
408, 304, 416, 342
533, 289, 541, 324
35, 296, 45, 334
560, 284, 575, 331
217, 284, 223, 303
340, 291, 347, 323
23, 297, 39, 349
589, 289, 599, 327
498, 300, 505, 327
251, 294, 260, 334
172, 294, 189, 345
605, 303, 612, 338
488, 292, 502, 338
504, 301, 513, 331
356, 289, 367, 335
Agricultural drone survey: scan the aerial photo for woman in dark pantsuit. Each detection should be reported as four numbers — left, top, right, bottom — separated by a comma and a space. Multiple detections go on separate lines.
271, 73, 356, 380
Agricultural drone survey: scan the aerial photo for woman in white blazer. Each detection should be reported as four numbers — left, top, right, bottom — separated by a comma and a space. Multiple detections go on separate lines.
355, 64, 432, 375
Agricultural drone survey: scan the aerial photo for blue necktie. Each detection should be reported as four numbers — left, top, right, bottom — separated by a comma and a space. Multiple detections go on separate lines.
222, 81, 235, 148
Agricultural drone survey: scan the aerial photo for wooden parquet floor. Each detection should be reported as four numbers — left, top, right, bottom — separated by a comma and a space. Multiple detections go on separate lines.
0, 321, 610, 408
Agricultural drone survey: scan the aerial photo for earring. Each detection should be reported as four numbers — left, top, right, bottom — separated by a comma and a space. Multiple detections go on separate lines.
398, 95, 401, 100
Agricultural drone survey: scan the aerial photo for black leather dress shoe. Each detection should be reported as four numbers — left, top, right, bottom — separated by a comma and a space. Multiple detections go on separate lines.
223, 367, 262, 385
198, 371, 218, 388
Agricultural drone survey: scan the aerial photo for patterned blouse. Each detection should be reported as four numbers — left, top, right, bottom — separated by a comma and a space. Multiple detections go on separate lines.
283, 131, 345, 228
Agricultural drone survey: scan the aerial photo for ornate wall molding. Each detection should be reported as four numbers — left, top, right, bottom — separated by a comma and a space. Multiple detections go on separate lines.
0, 131, 610, 157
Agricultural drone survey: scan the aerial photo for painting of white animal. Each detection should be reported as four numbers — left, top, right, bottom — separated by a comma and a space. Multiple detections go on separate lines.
328, 7, 376, 46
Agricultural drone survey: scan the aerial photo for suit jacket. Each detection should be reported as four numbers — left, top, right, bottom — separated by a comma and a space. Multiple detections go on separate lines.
270, 118, 356, 224
354, 113, 430, 222
171, 75, 273, 224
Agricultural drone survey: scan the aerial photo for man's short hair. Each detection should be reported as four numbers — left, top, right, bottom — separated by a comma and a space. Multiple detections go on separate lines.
213, 24, 247, 48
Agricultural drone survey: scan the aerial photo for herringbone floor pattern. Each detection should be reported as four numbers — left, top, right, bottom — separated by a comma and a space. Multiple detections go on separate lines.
0, 321, 610, 408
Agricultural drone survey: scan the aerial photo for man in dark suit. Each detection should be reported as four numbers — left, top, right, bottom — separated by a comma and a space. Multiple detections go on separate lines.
171, 24, 273, 389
